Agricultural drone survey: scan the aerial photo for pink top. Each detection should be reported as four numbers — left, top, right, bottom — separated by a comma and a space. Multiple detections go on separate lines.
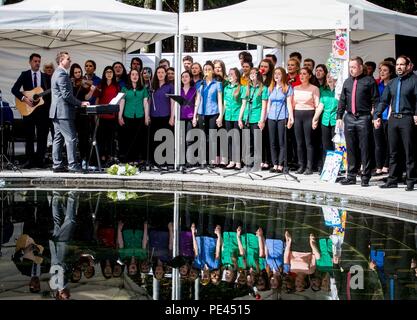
289, 251, 316, 274
293, 84, 320, 111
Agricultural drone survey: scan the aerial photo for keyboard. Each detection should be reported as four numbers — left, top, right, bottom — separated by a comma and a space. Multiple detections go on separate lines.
82, 104, 119, 115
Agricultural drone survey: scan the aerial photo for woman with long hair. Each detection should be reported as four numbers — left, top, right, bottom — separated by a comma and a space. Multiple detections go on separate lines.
180, 70, 196, 164
267, 67, 294, 173
112, 61, 128, 89
191, 62, 203, 89
213, 59, 227, 85
223, 68, 244, 170
238, 67, 268, 169
118, 69, 150, 164
373, 61, 395, 175
312, 65, 339, 167
70, 63, 96, 167
292, 67, 320, 175
192, 61, 224, 166
95, 65, 120, 165
258, 58, 275, 170
150, 66, 175, 166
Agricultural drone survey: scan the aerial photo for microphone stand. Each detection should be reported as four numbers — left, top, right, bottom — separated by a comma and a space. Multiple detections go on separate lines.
0, 91, 21, 172
263, 86, 299, 182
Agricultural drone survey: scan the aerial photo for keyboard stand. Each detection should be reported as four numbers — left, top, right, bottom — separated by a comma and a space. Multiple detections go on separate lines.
86, 115, 103, 173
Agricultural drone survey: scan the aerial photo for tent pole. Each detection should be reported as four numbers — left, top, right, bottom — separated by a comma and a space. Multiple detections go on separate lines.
281, 33, 286, 68
197, 0, 204, 52
155, 0, 163, 64
257, 45, 263, 64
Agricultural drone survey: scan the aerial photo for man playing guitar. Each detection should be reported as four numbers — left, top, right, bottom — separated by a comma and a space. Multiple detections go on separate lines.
11, 53, 51, 169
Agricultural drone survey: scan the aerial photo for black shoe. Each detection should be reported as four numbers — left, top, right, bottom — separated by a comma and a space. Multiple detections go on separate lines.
52, 167, 68, 173
304, 168, 313, 175
340, 178, 356, 185
296, 167, 305, 174
379, 182, 398, 189
361, 180, 370, 187
68, 165, 84, 173
405, 183, 414, 191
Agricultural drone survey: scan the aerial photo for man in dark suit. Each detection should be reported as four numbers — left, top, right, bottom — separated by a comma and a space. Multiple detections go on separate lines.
11, 53, 51, 168
50, 52, 89, 173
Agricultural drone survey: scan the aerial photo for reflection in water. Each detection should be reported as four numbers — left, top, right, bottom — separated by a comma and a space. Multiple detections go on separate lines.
0, 190, 417, 300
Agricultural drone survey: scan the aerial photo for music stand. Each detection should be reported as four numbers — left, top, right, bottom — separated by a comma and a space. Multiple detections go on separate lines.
164, 93, 221, 176
262, 89, 299, 183
0, 92, 21, 173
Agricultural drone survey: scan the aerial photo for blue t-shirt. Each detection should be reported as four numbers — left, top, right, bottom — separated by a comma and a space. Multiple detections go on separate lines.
192, 236, 220, 270
265, 239, 284, 271
197, 79, 223, 116
378, 82, 389, 120
268, 86, 294, 120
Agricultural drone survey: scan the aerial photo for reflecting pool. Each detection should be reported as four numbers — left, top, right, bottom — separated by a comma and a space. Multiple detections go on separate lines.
0, 190, 416, 300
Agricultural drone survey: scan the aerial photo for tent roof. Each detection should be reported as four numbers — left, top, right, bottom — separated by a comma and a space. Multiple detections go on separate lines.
0, 0, 177, 52
179, 0, 417, 47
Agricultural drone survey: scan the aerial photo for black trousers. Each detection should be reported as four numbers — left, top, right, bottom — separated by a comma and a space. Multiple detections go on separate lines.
373, 119, 389, 169
120, 117, 145, 162
387, 115, 416, 184
294, 110, 315, 169
97, 117, 117, 161
198, 114, 218, 164
23, 108, 49, 165
262, 121, 271, 165
344, 113, 372, 181
150, 116, 170, 165
268, 118, 286, 166
225, 120, 241, 163
321, 124, 335, 163
75, 112, 92, 162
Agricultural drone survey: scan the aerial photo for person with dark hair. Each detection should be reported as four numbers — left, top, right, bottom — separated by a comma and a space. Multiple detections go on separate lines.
166, 67, 175, 84
365, 61, 377, 78
258, 59, 275, 170
373, 61, 395, 176
337, 57, 379, 187
159, 58, 170, 70
313, 65, 338, 168
180, 70, 196, 164
240, 60, 253, 87
112, 61, 128, 88
384, 57, 397, 66
191, 62, 203, 89
70, 63, 96, 168
95, 66, 120, 165
265, 54, 277, 67
303, 58, 320, 87
183, 55, 193, 71
130, 57, 143, 73
289, 52, 302, 63
150, 66, 175, 166
213, 59, 227, 85
118, 69, 150, 164
375, 56, 417, 191
292, 67, 320, 175
239, 51, 253, 64
11, 52, 51, 169
84, 60, 101, 105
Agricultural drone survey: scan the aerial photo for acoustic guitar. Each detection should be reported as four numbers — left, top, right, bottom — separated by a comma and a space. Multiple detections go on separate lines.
15, 87, 51, 116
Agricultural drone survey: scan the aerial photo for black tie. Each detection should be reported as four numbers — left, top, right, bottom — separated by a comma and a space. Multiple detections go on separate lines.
33, 72, 38, 88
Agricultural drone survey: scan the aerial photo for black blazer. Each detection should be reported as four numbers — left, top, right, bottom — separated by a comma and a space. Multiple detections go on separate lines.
11, 70, 51, 105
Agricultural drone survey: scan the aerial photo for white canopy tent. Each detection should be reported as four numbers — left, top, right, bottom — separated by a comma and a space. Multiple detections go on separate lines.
0, 0, 177, 109
179, 0, 416, 64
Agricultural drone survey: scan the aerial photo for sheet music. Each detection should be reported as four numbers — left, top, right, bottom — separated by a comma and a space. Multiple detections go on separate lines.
109, 92, 125, 105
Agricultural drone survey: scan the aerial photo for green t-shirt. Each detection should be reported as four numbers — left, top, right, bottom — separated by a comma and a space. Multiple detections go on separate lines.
241, 85, 269, 124
224, 83, 243, 121
237, 233, 266, 270
319, 86, 338, 127
121, 87, 149, 119
118, 229, 147, 260
316, 238, 333, 272
221, 231, 240, 267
